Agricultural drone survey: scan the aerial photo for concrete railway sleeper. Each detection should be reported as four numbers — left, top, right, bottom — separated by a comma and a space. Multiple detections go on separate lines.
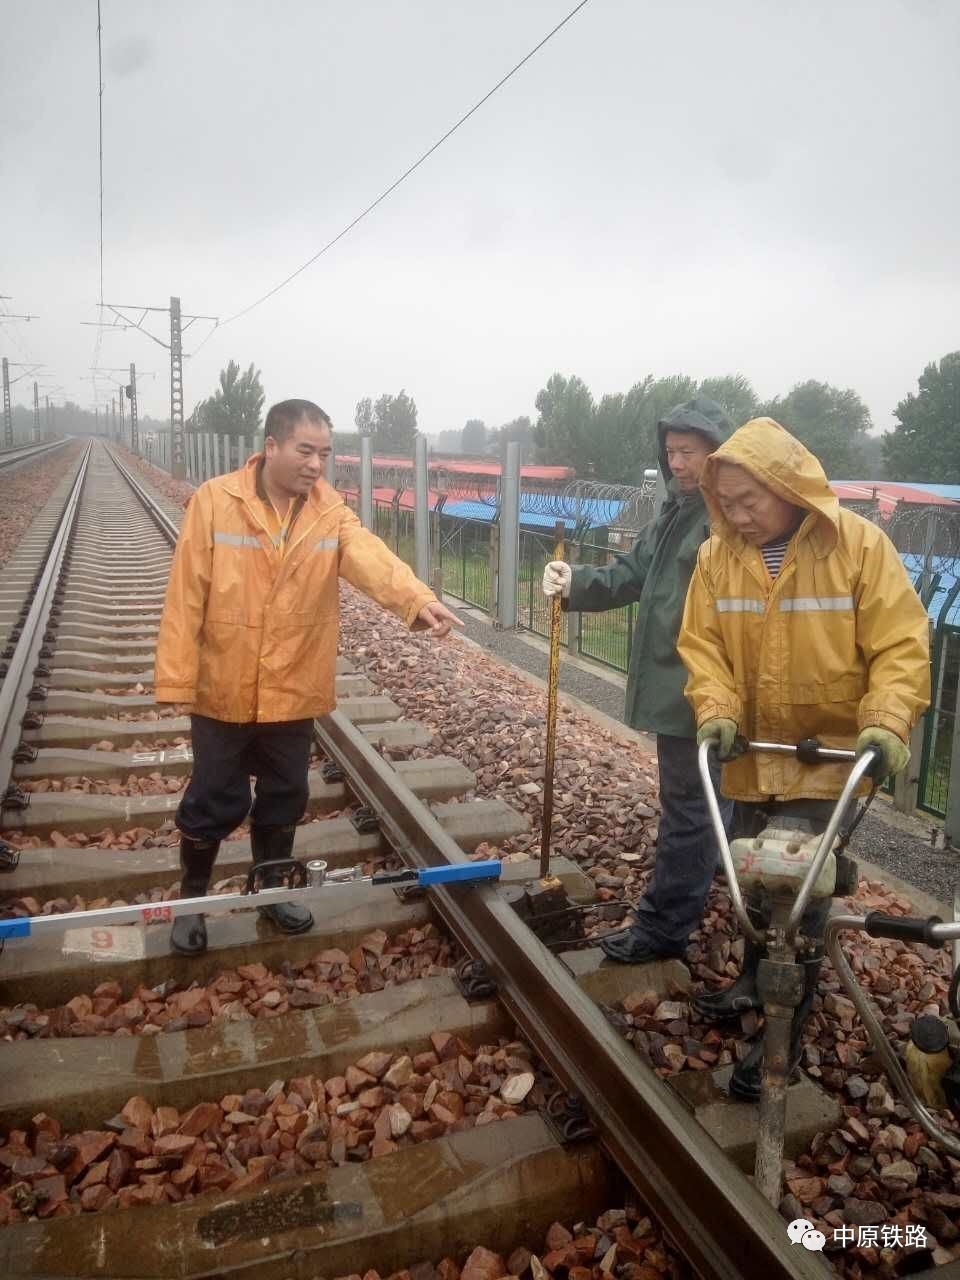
0, 439, 938, 1279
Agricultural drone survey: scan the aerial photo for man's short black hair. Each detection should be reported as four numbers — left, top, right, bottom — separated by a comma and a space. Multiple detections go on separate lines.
264, 399, 332, 443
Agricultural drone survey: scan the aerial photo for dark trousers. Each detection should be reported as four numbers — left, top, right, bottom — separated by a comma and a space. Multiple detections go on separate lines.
631, 733, 735, 953
176, 714, 314, 842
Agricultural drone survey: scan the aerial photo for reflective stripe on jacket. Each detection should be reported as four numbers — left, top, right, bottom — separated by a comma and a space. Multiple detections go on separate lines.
155, 455, 437, 722
678, 419, 930, 801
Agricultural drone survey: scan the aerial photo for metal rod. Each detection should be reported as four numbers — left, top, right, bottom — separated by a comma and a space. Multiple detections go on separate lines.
786, 751, 877, 937
755, 1002, 793, 1204
697, 741, 764, 944
540, 520, 565, 878
747, 739, 857, 761
360, 434, 374, 529
497, 441, 521, 629
826, 915, 960, 1158
414, 434, 430, 582
0, 859, 503, 943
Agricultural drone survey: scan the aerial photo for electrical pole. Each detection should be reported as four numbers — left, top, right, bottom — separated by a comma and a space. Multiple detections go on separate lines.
45, 396, 51, 439
111, 396, 117, 440
2, 358, 12, 448
33, 381, 40, 440
95, 406, 100, 436
82, 300, 216, 480
127, 363, 139, 454
169, 297, 185, 477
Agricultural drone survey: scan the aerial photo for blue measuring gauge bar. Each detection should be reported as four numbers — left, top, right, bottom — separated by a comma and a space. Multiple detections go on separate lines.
0, 860, 504, 941
417, 860, 501, 886
0, 918, 32, 941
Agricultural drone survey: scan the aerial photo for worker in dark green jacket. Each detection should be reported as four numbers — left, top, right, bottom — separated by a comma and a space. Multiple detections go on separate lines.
543, 397, 735, 966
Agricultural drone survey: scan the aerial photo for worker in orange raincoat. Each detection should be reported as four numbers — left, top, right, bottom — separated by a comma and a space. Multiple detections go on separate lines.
678, 418, 929, 1100
155, 399, 461, 956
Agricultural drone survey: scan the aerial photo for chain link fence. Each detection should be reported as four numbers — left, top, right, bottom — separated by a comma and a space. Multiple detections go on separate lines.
343, 466, 960, 823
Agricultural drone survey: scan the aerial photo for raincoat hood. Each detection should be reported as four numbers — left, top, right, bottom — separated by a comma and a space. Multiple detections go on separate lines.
699, 418, 841, 553
656, 397, 733, 488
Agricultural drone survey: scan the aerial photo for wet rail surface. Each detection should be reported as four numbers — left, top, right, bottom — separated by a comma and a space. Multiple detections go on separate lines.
0, 441, 836, 1280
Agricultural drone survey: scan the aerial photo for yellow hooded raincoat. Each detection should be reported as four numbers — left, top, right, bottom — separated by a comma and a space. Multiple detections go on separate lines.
678, 420, 930, 802
154, 455, 438, 722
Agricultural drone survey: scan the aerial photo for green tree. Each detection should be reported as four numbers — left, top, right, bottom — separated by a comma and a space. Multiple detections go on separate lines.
858, 433, 887, 481
533, 374, 596, 474
758, 380, 871, 477
882, 352, 960, 482
354, 397, 376, 435
434, 429, 463, 453
354, 391, 419, 452
461, 419, 487, 454
375, 390, 418, 452
195, 361, 264, 437
698, 374, 759, 428
491, 414, 537, 460
590, 375, 700, 483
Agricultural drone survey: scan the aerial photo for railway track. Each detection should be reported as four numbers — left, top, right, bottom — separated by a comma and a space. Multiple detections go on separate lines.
0, 438, 882, 1278
0, 440, 69, 472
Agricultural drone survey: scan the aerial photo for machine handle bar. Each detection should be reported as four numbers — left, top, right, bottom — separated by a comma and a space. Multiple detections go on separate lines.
697, 738, 880, 946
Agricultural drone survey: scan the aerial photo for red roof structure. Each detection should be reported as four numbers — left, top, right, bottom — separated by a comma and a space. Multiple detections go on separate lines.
336, 454, 573, 483
831, 481, 960, 516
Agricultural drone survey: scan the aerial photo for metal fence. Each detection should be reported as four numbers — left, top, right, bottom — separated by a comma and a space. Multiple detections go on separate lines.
128, 425, 960, 831
350, 480, 960, 829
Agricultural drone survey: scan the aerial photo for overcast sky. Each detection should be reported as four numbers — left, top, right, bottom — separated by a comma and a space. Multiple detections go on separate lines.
2, 0, 957, 436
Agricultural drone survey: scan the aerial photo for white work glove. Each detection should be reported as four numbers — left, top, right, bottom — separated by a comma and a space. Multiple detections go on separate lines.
542, 561, 572, 599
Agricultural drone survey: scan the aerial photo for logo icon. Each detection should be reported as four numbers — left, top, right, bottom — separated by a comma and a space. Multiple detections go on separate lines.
787, 1219, 814, 1244
787, 1220, 826, 1251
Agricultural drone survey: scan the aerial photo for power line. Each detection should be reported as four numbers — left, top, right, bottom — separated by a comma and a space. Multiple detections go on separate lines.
194, 0, 592, 349
97, 0, 104, 308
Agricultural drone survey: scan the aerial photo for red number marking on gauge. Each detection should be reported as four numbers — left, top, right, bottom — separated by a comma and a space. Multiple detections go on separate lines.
141, 906, 173, 925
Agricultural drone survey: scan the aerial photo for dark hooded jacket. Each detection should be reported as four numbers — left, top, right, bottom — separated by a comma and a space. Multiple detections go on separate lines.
566, 397, 732, 737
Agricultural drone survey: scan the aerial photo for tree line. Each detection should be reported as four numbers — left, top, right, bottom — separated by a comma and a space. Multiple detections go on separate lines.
173, 347, 960, 484
442, 353, 960, 484
8, 401, 168, 438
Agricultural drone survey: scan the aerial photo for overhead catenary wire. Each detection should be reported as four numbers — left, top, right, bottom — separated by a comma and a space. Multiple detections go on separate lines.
189, 0, 592, 356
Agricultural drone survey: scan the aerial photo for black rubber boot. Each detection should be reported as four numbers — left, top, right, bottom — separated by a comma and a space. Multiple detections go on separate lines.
729, 951, 823, 1102
599, 925, 684, 965
170, 835, 220, 956
251, 824, 314, 934
693, 908, 767, 1022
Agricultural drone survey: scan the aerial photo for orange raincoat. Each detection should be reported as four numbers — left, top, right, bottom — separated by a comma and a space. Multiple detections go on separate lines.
155, 455, 437, 722
678, 420, 930, 801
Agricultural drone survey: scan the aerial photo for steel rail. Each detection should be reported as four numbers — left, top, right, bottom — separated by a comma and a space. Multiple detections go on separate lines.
0, 440, 69, 471
104, 446, 181, 547
314, 710, 827, 1280
0, 444, 93, 820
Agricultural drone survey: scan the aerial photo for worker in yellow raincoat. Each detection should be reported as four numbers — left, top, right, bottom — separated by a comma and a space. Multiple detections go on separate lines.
678, 418, 929, 1100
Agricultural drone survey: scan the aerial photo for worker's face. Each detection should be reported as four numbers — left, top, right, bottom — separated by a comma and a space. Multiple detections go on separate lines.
664, 430, 714, 492
264, 419, 332, 496
712, 462, 803, 544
